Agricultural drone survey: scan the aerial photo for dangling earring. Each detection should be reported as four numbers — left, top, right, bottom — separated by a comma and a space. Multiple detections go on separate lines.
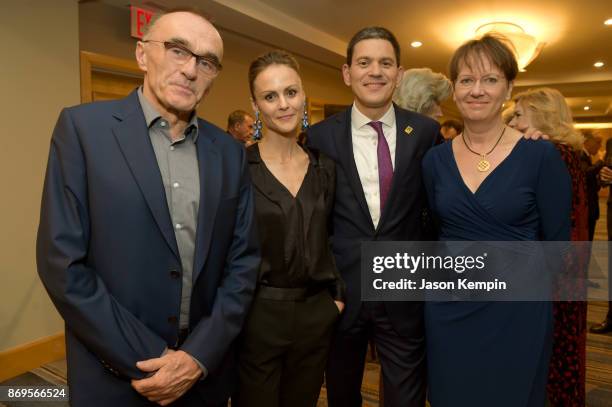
253, 110, 263, 141
301, 101, 309, 131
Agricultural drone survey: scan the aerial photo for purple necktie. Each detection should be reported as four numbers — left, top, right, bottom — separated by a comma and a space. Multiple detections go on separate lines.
368, 121, 393, 212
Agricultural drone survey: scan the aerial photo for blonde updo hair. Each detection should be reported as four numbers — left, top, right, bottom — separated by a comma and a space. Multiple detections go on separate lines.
513, 88, 583, 151
393, 68, 451, 115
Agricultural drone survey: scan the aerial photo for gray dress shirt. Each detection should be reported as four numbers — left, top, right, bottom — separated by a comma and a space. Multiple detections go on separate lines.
137, 89, 199, 330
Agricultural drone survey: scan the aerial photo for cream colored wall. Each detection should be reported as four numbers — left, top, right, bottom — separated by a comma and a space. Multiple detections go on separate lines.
79, 2, 353, 129
0, 1, 79, 352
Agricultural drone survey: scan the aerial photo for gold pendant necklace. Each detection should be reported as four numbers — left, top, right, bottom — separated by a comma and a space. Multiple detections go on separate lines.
463, 126, 507, 172
477, 155, 491, 172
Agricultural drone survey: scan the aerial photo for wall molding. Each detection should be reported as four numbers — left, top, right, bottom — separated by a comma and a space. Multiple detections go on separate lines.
0, 332, 65, 382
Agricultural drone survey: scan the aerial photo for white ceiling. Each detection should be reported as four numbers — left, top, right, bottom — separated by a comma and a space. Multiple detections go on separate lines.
105, 0, 612, 123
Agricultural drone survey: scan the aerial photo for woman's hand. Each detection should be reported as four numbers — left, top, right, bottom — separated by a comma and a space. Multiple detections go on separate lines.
334, 301, 345, 313
600, 166, 612, 183
522, 127, 550, 140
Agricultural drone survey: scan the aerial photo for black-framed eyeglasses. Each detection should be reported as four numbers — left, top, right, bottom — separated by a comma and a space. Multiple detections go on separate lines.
142, 40, 222, 76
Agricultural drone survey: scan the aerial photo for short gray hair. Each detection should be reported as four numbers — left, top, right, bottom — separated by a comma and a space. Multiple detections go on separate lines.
393, 68, 451, 115
142, 7, 211, 40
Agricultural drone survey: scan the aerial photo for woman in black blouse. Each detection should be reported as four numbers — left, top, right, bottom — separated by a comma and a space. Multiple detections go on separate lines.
233, 50, 345, 407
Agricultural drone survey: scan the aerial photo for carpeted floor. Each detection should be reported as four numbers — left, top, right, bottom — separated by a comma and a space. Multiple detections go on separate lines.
1, 312, 609, 407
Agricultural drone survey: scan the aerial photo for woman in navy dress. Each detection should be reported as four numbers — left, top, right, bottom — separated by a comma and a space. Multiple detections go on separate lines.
422, 35, 571, 406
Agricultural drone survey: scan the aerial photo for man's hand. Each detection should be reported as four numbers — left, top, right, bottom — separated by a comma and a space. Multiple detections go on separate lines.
522, 127, 550, 140
334, 300, 345, 313
132, 350, 202, 405
600, 166, 612, 183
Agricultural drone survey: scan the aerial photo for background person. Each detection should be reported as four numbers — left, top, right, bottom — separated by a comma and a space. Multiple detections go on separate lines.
393, 67, 451, 119
227, 109, 255, 145
440, 119, 463, 140
591, 138, 612, 335
580, 130, 604, 240
511, 87, 588, 406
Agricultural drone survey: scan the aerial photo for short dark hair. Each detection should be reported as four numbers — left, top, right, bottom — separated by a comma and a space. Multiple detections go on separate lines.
441, 119, 463, 134
449, 33, 518, 83
248, 50, 300, 98
227, 110, 251, 131
346, 27, 401, 66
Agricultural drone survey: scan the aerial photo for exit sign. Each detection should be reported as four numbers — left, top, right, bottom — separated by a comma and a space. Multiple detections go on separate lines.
130, 5, 157, 39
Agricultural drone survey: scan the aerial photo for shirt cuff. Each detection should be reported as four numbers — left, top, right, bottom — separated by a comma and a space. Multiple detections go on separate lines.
185, 352, 208, 381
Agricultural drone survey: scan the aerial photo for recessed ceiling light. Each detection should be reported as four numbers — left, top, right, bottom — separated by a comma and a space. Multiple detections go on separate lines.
587, 99, 592, 102
410, 41, 423, 48
584, 106, 591, 111
594, 61, 605, 68
605, 18, 612, 26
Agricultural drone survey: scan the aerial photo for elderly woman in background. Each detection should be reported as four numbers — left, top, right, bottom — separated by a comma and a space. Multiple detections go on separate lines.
422, 35, 571, 406
510, 87, 588, 407
393, 68, 451, 119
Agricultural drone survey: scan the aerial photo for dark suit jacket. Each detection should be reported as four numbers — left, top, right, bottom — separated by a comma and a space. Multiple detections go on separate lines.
36, 90, 260, 406
579, 150, 601, 222
307, 105, 439, 336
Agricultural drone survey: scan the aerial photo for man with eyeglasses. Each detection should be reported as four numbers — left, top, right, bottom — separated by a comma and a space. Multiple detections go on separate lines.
36, 9, 259, 407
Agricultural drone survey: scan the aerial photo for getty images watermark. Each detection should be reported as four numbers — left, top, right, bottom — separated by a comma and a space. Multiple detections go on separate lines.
361, 241, 610, 302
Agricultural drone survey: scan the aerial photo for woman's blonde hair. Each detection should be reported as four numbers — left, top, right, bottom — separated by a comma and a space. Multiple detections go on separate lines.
502, 101, 515, 125
393, 68, 451, 115
513, 88, 583, 151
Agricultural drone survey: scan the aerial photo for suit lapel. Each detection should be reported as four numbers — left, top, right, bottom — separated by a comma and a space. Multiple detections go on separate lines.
192, 122, 222, 282
333, 109, 374, 229
112, 91, 180, 260
376, 105, 418, 231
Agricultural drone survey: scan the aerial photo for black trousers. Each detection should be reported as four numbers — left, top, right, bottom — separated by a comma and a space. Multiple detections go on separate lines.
325, 302, 426, 407
233, 290, 339, 407
607, 203, 612, 320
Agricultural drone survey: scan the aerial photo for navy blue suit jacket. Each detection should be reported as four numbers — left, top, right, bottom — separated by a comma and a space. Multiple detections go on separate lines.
36, 90, 260, 405
307, 104, 439, 336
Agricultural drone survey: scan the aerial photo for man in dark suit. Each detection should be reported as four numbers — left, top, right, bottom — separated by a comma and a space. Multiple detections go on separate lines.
36, 10, 259, 406
226, 110, 254, 145
591, 138, 612, 334
308, 27, 439, 407
579, 130, 603, 240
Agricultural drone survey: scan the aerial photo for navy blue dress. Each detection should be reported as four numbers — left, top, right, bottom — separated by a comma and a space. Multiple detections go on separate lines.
421, 138, 571, 407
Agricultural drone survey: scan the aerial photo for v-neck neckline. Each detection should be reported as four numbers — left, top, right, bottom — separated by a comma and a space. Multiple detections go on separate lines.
448, 137, 525, 195
256, 143, 310, 200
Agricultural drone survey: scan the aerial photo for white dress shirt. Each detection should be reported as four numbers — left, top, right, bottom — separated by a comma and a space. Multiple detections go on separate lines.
351, 103, 396, 228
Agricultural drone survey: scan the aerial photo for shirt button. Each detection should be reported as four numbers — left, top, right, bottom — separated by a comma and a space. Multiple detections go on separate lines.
170, 146, 175, 151
175, 223, 183, 230
172, 182, 180, 188
374, 165, 378, 170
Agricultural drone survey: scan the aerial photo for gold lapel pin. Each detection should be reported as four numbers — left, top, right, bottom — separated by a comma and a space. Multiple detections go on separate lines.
404, 125, 414, 135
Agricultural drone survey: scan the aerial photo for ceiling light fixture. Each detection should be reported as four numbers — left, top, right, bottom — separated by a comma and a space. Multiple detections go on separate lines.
584, 106, 591, 111
475, 22, 545, 71
605, 18, 612, 26
410, 41, 423, 48
594, 61, 605, 68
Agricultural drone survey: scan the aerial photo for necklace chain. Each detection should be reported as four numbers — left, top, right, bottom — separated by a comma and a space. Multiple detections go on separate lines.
462, 126, 507, 172
462, 126, 507, 157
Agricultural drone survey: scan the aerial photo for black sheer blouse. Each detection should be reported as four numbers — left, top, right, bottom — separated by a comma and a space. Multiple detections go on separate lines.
247, 143, 345, 301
